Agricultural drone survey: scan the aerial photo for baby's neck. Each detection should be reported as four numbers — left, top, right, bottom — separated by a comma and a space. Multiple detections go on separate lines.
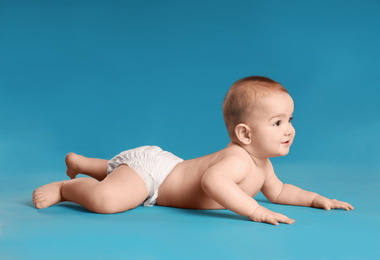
230, 142, 270, 168
246, 153, 269, 168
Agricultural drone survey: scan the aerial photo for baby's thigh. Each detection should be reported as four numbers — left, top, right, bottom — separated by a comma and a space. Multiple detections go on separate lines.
97, 165, 149, 212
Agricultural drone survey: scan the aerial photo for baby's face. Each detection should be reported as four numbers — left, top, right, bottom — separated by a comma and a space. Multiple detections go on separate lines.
246, 92, 295, 158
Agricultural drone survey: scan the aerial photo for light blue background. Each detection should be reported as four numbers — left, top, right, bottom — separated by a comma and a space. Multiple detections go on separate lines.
1, 0, 379, 259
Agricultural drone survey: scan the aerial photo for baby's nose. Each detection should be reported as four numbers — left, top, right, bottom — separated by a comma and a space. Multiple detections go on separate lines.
285, 124, 295, 136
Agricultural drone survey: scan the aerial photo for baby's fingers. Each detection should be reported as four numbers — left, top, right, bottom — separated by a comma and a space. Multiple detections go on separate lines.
275, 213, 295, 224
266, 214, 295, 225
338, 203, 352, 211
332, 200, 354, 211
261, 214, 281, 225
265, 217, 279, 226
342, 202, 354, 211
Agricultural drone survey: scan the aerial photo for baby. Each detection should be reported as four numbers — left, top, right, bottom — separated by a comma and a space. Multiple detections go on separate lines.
33, 76, 354, 225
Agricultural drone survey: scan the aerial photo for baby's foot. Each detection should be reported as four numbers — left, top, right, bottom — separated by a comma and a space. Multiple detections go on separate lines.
66, 152, 82, 179
33, 181, 65, 209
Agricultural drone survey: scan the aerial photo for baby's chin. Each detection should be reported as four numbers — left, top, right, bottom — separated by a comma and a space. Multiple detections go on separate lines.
272, 149, 291, 157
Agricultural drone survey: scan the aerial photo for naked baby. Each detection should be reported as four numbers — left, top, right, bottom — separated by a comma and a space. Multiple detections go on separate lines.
33, 76, 354, 225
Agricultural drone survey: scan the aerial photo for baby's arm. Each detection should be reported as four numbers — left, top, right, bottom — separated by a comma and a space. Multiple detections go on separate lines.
201, 156, 294, 225
261, 164, 354, 211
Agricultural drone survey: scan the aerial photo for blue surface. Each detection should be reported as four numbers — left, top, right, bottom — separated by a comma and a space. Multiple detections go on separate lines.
1, 0, 379, 259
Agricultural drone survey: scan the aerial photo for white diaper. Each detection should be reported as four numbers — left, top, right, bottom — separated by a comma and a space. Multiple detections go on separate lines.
107, 146, 183, 207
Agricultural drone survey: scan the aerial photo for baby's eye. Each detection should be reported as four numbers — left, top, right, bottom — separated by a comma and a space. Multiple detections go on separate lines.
274, 120, 281, 126
289, 117, 294, 123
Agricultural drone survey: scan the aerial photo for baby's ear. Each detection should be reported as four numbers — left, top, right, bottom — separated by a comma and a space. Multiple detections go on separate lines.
235, 123, 251, 145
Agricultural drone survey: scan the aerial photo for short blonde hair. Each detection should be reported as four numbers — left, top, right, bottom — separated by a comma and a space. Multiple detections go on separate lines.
223, 76, 288, 140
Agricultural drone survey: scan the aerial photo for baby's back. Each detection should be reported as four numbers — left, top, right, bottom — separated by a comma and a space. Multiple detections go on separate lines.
157, 143, 261, 209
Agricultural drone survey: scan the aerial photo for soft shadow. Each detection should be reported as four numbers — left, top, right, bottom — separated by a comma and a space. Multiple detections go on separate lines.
177, 208, 250, 222
21, 200, 95, 214
255, 199, 272, 205
22, 200, 36, 208
58, 203, 95, 213
181, 208, 296, 226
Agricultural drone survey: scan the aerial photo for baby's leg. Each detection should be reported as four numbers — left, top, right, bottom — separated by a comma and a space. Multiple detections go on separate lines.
33, 165, 149, 214
66, 153, 108, 181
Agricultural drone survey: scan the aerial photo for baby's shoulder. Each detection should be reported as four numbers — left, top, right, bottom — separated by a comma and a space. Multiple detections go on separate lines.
213, 144, 254, 175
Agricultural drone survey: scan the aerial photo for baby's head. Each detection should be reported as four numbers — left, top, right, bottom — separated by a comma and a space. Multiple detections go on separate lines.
223, 76, 290, 143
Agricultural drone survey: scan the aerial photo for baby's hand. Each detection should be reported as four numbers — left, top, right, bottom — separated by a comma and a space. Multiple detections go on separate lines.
249, 205, 295, 225
311, 195, 354, 211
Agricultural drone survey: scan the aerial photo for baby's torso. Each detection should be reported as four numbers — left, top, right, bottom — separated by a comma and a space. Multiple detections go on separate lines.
157, 144, 266, 209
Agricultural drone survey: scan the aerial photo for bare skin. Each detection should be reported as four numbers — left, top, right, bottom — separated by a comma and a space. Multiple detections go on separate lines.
33, 92, 354, 225
33, 143, 353, 225
33, 181, 64, 210
34, 154, 148, 214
